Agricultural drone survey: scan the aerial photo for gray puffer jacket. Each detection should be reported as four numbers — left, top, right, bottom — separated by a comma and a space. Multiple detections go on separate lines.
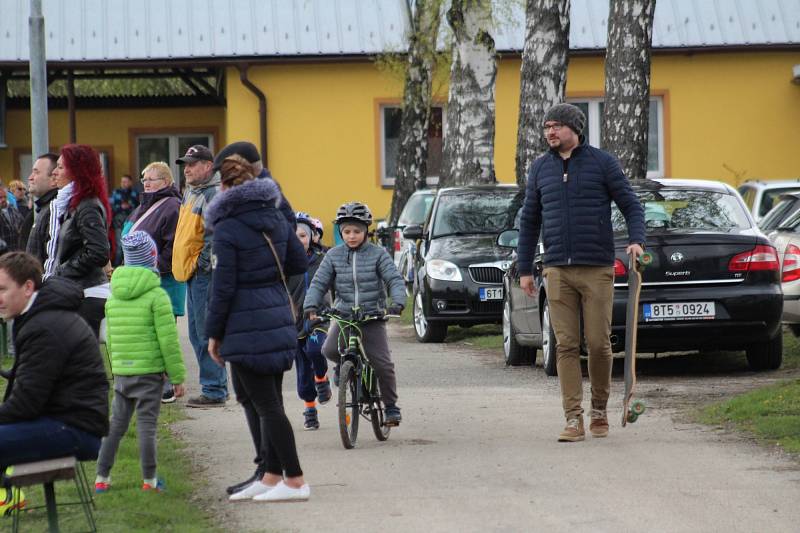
304, 242, 405, 315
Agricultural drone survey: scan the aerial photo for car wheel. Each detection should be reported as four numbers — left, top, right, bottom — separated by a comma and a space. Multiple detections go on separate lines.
541, 299, 558, 376
413, 290, 447, 343
790, 324, 800, 337
745, 333, 783, 371
503, 298, 535, 366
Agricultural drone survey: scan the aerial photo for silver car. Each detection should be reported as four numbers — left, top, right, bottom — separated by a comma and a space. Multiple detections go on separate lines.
767, 210, 800, 335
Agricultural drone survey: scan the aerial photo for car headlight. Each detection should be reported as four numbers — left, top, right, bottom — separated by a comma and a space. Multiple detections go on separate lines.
427, 259, 463, 282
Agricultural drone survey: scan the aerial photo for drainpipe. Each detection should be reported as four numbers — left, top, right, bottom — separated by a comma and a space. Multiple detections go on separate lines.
237, 64, 268, 168
67, 69, 76, 143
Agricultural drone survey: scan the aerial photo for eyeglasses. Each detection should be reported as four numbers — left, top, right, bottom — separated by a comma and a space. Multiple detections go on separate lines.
141, 177, 166, 184
543, 123, 565, 133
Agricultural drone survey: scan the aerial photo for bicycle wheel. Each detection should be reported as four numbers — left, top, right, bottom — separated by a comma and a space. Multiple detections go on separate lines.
338, 360, 359, 449
370, 376, 390, 442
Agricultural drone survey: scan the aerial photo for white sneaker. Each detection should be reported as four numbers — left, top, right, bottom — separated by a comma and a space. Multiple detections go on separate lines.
252, 481, 310, 502
228, 481, 275, 501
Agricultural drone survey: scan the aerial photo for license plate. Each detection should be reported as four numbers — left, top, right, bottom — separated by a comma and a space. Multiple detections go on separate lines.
479, 287, 504, 301
643, 302, 715, 322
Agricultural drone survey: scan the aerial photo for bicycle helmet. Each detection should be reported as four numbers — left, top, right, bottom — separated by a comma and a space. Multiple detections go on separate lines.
310, 217, 324, 239
295, 211, 315, 228
335, 202, 373, 227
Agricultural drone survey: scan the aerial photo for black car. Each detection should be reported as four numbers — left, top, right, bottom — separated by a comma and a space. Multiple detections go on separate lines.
405, 185, 522, 342
502, 178, 784, 374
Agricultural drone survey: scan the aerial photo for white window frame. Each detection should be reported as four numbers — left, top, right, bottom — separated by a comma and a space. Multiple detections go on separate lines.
135, 133, 215, 185
567, 97, 665, 179
380, 104, 445, 187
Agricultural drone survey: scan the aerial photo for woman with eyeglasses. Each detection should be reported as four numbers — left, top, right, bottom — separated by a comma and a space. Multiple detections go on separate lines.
123, 162, 185, 402
7, 180, 30, 221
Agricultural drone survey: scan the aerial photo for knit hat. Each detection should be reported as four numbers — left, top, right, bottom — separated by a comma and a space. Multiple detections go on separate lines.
543, 103, 586, 136
122, 231, 158, 270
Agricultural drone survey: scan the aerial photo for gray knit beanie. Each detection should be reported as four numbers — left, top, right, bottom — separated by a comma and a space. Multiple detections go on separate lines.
543, 103, 586, 136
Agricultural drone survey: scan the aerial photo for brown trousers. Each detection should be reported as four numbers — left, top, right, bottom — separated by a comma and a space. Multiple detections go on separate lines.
543, 265, 615, 420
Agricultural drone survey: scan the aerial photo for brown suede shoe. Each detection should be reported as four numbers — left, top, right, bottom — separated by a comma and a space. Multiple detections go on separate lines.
589, 409, 609, 438
558, 417, 585, 442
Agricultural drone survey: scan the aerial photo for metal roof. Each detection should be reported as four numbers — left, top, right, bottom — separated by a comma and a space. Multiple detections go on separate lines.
1, 0, 798, 64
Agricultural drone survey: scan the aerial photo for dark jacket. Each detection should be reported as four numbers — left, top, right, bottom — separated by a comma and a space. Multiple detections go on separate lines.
204, 178, 307, 374
0, 207, 22, 253
517, 139, 646, 275
288, 249, 327, 331
0, 277, 109, 438
24, 188, 58, 264
54, 197, 110, 288
125, 185, 182, 276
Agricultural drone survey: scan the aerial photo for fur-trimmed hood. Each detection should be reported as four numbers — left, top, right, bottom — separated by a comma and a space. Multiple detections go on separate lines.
205, 177, 283, 230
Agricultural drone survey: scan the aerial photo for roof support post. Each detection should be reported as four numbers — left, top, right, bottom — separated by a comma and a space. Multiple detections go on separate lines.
29, 0, 49, 159
67, 69, 76, 143
237, 64, 268, 168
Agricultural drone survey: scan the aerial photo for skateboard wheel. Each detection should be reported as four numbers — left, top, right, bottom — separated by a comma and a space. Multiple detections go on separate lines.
626, 412, 638, 424
631, 399, 646, 416
638, 252, 654, 266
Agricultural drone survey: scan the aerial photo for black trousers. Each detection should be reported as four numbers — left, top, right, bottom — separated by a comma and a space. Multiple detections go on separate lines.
79, 296, 106, 339
230, 363, 303, 478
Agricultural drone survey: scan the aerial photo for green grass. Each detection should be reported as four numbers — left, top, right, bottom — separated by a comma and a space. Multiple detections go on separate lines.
696, 379, 800, 454
781, 329, 800, 369
1, 354, 218, 532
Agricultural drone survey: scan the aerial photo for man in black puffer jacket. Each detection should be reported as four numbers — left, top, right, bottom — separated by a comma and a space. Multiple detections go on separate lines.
517, 103, 645, 443
0, 252, 109, 468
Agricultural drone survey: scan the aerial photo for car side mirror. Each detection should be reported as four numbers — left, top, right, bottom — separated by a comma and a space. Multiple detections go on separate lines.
403, 224, 424, 241
496, 229, 519, 248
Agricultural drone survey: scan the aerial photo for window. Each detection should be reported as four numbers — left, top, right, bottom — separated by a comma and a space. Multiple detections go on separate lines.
380, 104, 444, 187
567, 97, 664, 178
135, 133, 214, 191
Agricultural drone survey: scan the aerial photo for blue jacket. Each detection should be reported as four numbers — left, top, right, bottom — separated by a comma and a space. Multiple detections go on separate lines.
517, 140, 646, 275
204, 178, 307, 375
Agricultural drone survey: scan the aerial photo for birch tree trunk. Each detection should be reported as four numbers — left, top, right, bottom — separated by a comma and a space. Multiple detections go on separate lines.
601, 0, 656, 182
439, 0, 497, 187
515, 0, 570, 186
389, 0, 443, 227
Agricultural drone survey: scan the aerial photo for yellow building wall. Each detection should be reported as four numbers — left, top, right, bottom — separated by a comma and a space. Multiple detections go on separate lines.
225, 51, 800, 245
1, 106, 225, 187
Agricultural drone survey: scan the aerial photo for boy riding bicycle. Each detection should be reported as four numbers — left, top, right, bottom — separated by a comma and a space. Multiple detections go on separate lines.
303, 202, 406, 426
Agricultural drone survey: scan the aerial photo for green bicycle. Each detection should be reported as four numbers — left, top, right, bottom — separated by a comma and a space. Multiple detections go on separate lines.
323, 309, 396, 450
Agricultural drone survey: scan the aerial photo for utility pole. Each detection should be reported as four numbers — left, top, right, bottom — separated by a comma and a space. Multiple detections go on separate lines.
29, 0, 49, 160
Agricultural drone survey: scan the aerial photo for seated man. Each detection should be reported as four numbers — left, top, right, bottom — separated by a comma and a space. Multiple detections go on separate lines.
0, 252, 109, 468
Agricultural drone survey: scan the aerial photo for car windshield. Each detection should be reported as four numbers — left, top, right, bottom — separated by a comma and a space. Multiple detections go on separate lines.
759, 198, 800, 231
612, 189, 751, 233
773, 206, 800, 233
432, 190, 521, 238
398, 192, 435, 226
760, 187, 800, 217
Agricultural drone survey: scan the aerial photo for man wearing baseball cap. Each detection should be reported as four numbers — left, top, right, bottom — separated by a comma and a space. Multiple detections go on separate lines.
516, 103, 645, 442
172, 145, 228, 407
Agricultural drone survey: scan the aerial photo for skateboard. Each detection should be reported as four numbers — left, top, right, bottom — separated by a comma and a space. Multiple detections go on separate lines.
622, 251, 653, 427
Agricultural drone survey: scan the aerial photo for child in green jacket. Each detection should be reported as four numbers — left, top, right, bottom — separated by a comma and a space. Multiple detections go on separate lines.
95, 231, 186, 492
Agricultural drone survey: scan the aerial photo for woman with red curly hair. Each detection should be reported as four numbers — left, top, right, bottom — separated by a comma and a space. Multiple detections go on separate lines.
45, 144, 112, 338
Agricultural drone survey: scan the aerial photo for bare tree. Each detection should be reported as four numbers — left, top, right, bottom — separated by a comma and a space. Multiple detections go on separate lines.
388, 0, 444, 227
439, 0, 497, 187
601, 0, 657, 182
514, 0, 570, 187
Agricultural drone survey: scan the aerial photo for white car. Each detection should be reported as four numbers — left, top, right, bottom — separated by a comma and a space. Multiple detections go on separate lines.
738, 179, 800, 224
